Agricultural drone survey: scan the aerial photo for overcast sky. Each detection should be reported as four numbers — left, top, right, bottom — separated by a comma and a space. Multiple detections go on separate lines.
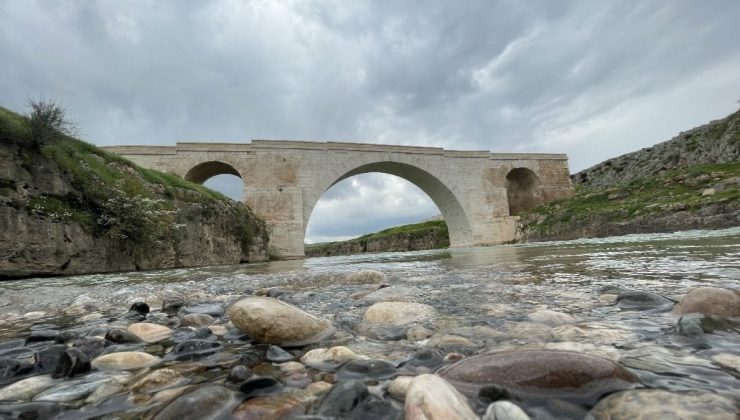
2, 1, 739, 243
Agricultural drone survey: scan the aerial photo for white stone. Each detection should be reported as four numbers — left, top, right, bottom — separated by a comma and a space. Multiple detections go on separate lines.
483, 401, 530, 420
92, 351, 161, 371
345, 270, 386, 284
300, 346, 357, 370
363, 302, 437, 327
127, 323, 173, 343
405, 374, 478, 420
527, 309, 576, 325
0, 375, 59, 401
388, 376, 414, 401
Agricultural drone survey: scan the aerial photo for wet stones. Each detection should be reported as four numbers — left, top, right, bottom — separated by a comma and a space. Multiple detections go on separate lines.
0, 375, 59, 402
180, 313, 214, 328
616, 291, 674, 311
316, 379, 369, 417
300, 346, 357, 370
228, 297, 334, 346
127, 323, 173, 343
238, 376, 282, 397
265, 345, 294, 362
483, 401, 530, 420
404, 374, 477, 420
91, 351, 161, 371
674, 287, 740, 317
336, 359, 397, 380
438, 350, 640, 403
164, 340, 223, 362
153, 385, 241, 420
527, 309, 577, 325
232, 394, 308, 419
345, 269, 386, 284
105, 328, 142, 344
179, 302, 225, 318
131, 368, 189, 394
585, 389, 738, 419
52, 348, 91, 378
363, 302, 437, 327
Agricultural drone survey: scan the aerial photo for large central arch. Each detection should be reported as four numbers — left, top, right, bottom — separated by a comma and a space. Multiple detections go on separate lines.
305, 161, 473, 248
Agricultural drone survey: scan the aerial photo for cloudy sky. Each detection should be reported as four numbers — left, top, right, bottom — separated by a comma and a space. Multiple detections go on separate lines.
2, 1, 739, 242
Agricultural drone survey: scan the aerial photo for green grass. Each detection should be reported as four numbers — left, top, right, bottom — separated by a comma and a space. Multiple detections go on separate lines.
305, 220, 449, 255
523, 162, 740, 236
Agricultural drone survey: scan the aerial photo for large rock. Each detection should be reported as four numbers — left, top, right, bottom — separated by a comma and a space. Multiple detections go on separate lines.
363, 302, 437, 326
227, 297, 334, 346
585, 389, 737, 419
674, 287, 740, 317
438, 350, 639, 402
404, 374, 477, 420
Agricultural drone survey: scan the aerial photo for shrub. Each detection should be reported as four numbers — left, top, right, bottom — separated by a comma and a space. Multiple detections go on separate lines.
27, 99, 77, 147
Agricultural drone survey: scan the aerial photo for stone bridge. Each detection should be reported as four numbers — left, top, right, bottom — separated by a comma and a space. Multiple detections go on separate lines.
103, 141, 574, 258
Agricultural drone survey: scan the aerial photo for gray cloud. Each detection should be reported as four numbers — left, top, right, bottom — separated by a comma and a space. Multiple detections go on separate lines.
2, 0, 739, 242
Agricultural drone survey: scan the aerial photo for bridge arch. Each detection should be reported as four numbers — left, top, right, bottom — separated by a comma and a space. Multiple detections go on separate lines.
505, 167, 542, 215
305, 161, 472, 248
184, 161, 242, 184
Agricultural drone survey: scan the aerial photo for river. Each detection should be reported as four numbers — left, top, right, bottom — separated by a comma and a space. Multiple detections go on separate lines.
1, 228, 739, 418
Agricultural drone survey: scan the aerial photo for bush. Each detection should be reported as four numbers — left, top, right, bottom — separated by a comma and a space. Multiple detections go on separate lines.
27, 99, 77, 147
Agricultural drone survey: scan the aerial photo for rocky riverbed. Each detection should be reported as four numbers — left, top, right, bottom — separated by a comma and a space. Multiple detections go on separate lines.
0, 228, 739, 418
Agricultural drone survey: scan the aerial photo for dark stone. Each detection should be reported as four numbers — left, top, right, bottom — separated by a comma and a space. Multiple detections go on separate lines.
227, 364, 251, 384
616, 291, 674, 311
266, 345, 294, 362
224, 328, 251, 342
598, 285, 622, 295
105, 328, 143, 344
0, 402, 63, 419
130, 301, 151, 315
0, 339, 25, 352
122, 310, 147, 322
52, 347, 91, 378
162, 295, 186, 313
677, 313, 740, 336
348, 396, 401, 420
316, 380, 369, 417
54, 331, 78, 344
267, 288, 288, 298
147, 312, 179, 328
178, 303, 225, 318
164, 340, 223, 361
153, 385, 241, 420
240, 346, 268, 368
336, 359, 397, 380
371, 326, 408, 341
73, 338, 108, 359
25, 329, 60, 344
438, 350, 640, 404
478, 384, 512, 402
0, 358, 34, 380
239, 376, 282, 397
0, 347, 37, 362
401, 348, 445, 370
36, 344, 67, 373
171, 327, 215, 343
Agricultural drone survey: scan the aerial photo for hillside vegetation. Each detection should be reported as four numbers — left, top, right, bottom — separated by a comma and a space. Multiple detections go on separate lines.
0, 105, 269, 279
305, 220, 449, 257
518, 109, 740, 241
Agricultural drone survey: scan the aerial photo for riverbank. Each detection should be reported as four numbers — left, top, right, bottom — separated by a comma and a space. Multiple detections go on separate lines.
305, 220, 449, 257
516, 161, 740, 241
0, 106, 269, 279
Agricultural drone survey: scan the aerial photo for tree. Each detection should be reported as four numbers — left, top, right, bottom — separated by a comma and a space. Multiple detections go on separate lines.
27, 99, 77, 147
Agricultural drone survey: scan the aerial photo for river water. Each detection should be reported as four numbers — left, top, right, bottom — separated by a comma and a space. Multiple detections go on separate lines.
1, 227, 739, 418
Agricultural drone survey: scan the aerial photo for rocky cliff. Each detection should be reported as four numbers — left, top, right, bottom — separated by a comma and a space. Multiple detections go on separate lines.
518, 109, 740, 242
305, 220, 449, 257
0, 107, 269, 279
573, 109, 740, 188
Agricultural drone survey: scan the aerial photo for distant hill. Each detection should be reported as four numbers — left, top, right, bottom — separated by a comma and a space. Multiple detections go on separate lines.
518, 109, 740, 241
574, 109, 740, 188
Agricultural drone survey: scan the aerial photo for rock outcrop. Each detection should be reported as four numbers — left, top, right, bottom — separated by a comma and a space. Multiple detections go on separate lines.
0, 107, 269, 279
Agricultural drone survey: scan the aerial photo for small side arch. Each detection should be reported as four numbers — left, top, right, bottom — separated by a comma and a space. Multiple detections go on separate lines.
185, 161, 242, 184
505, 167, 542, 216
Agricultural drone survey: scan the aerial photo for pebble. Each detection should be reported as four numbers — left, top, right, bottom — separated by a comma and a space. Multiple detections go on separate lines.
153, 385, 241, 420
0, 374, 59, 402
91, 351, 161, 371
336, 359, 397, 380
105, 328, 143, 344
179, 302, 226, 317
228, 297, 334, 346
483, 401, 530, 420
388, 375, 414, 400
180, 313, 214, 328
52, 347, 91, 378
33, 373, 117, 402
404, 374, 477, 420
279, 361, 306, 373
232, 393, 308, 419
131, 368, 190, 394
300, 346, 357, 370
616, 291, 674, 311
363, 302, 437, 326
266, 345, 295, 362
127, 323, 173, 343
585, 389, 738, 419
407, 324, 434, 341
316, 380, 369, 418
345, 269, 386, 284
527, 309, 577, 325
